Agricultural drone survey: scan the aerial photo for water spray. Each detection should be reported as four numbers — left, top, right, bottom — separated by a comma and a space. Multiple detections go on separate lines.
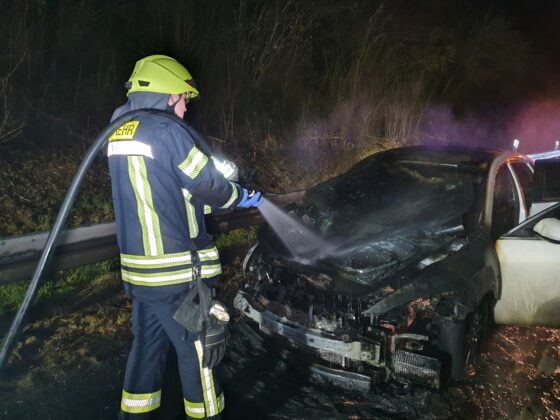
555, 140, 559, 151
258, 198, 336, 265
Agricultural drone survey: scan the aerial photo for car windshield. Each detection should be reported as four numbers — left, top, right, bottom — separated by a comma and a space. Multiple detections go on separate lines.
303, 156, 481, 242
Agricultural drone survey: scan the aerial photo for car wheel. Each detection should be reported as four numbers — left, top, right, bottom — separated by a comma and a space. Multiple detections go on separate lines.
462, 298, 490, 377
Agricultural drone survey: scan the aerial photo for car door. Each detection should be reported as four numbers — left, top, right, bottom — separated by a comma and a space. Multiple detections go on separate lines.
494, 202, 560, 328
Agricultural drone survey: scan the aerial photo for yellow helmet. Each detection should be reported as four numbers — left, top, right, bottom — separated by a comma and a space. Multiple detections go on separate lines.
125, 54, 200, 99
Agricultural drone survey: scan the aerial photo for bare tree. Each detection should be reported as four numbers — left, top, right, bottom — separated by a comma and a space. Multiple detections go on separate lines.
0, 54, 26, 145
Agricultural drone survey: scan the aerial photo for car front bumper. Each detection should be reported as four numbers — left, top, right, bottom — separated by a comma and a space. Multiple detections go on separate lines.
234, 291, 441, 388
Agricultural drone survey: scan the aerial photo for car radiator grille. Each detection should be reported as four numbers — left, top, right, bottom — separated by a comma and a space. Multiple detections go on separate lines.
392, 350, 441, 388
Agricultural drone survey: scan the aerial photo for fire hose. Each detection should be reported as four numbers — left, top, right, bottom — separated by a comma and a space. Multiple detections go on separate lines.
0, 109, 217, 373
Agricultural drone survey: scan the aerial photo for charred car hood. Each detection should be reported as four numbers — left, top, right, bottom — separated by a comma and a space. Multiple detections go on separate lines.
259, 158, 477, 292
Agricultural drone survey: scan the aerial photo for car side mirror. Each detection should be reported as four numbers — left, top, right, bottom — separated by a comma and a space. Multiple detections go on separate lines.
533, 218, 560, 242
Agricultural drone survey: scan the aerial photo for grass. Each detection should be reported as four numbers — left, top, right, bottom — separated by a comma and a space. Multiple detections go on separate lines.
0, 148, 114, 237
0, 260, 119, 317
214, 226, 258, 249
0, 227, 256, 317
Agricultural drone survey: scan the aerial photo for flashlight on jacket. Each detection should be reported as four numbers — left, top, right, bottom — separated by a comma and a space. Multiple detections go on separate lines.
209, 302, 230, 322
211, 156, 238, 181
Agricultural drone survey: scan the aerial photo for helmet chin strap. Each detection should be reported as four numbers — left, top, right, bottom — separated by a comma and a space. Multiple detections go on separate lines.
165, 102, 177, 114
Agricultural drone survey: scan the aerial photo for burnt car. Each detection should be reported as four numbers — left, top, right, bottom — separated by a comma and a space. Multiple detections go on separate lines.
234, 146, 560, 388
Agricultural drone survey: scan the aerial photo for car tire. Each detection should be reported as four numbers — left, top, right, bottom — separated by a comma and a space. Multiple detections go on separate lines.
462, 297, 492, 378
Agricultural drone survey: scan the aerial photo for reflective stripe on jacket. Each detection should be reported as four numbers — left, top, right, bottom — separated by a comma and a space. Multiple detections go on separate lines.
108, 92, 240, 301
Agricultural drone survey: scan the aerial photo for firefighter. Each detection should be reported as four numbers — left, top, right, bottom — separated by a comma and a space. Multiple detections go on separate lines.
108, 54, 262, 419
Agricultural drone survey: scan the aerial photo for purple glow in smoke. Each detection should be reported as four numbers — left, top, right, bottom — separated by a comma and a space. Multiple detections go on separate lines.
413, 100, 560, 153
411, 105, 511, 149
508, 99, 560, 153
294, 98, 560, 162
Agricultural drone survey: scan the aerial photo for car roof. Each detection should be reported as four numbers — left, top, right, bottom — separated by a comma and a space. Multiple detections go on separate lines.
374, 145, 504, 166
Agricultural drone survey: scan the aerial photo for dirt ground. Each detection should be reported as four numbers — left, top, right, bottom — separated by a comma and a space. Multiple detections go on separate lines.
0, 270, 559, 419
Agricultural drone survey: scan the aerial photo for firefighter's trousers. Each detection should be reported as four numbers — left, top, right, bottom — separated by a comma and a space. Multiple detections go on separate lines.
119, 297, 224, 419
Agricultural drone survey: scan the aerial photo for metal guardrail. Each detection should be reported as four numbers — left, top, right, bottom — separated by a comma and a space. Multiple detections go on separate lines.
0, 223, 119, 285
0, 191, 305, 285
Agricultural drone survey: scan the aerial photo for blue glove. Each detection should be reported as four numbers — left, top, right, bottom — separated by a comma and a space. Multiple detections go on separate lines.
237, 188, 263, 208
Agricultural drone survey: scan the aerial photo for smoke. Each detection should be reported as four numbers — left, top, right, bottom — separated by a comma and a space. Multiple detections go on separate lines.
411, 100, 560, 154
293, 100, 377, 167
293, 116, 337, 167
507, 99, 560, 153
410, 105, 510, 149
258, 198, 336, 265
290, 97, 560, 176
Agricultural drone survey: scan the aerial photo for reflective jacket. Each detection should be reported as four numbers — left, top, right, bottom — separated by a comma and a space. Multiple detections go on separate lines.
108, 92, 240, 301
